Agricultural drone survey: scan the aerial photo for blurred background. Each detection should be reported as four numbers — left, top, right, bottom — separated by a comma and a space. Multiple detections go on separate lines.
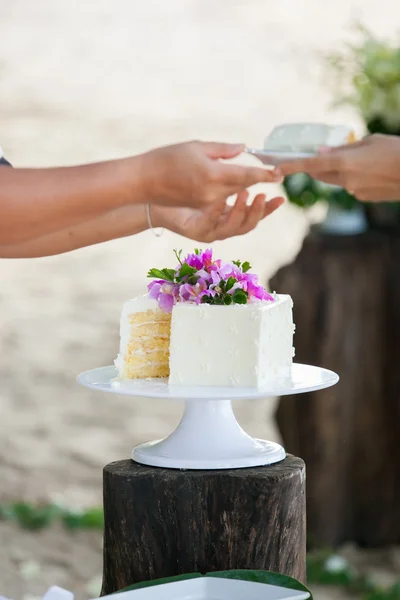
0, 1, 399, 599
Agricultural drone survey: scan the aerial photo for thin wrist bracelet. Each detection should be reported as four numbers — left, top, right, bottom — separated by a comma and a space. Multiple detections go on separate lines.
146, 204, 164, 237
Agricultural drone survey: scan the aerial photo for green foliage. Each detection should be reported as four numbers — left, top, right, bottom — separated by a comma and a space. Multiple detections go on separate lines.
307, 551, 400, 599
283, 173, 359, 210
0, 502, 104, 531
324, 23, 400, 130
62, 507, 104, 530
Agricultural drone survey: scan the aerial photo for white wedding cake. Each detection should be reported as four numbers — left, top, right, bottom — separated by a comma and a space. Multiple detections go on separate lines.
115, 249, 295, 388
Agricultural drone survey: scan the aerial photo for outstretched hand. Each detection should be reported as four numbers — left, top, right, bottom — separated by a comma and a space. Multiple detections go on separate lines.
153, 190, 285, 242
144, 140, 283, 208
276, 134, 400, 202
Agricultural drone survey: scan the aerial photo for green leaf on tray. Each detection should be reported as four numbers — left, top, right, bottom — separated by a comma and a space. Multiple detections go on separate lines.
209, 570, 312, 596
119, 570, 312, 598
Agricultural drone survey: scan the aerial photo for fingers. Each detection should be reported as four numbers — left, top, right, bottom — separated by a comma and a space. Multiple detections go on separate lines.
319, 138, 366, 154
351, 186, 398, 202
212, 190, 249, 239
236, 193, 268, 235
214, 192, 284, 241
237, 194, 285, 236
201, 141, 246, 160
262, 195, 285, 218
219, 163, 283, 190
276, 139, 369, 178
277, 153, 345, 177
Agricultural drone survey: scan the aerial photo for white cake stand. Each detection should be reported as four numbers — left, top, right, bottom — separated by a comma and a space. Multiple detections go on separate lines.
77, 364, 338, 470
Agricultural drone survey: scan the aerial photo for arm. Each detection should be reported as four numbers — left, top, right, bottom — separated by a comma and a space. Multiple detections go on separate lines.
0, 141, 282, 247
0, 193, 285, 259
0, 203, 149, 258
0, 158, 145, 246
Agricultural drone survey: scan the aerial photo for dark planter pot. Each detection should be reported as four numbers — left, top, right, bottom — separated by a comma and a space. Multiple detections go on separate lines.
363, 119, 400, 232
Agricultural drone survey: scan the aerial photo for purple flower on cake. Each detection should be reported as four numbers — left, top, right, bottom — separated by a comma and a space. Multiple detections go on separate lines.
148, 279, 178, 313
147, 248, 275, 312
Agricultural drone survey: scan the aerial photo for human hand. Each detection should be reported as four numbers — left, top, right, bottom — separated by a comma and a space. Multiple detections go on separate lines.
142, 140, 283, 208
151, 189, 284, 242
276, 134, 400, 202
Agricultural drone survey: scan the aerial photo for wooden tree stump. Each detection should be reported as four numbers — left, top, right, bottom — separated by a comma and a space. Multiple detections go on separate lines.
271, 231, 400, 548
101, 456, 306, 595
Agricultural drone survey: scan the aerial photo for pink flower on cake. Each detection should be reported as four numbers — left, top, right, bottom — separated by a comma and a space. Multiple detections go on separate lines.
185, 248, 220, 272
147, 248, 275, 312
180, 278, 216, 304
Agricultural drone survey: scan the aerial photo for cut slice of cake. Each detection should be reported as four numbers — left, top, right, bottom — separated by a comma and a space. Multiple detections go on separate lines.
264, 122, 356, 153
115, 249, 295, 387
115, 296, 171, 379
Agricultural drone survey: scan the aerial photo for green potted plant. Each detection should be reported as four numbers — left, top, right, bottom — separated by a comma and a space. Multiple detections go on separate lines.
284, 24, 400, 232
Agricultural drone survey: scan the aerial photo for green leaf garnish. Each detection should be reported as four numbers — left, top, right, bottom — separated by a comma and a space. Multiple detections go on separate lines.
147, 268, 172, 281
162, 268, 176, 280
241, 261, 251, 273
173, 249, 183, 265
147, 268, 176, 282
233, 260, 241, 268
232, 290, 248, 304
187, 275, 199, 285
225, 276, 237, 292
194, 248, 201, 255
177, 263, 198, 280
223, 295, 233, 305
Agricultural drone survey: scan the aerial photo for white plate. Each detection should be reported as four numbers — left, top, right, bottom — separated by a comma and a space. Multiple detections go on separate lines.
246, 148, 315, 166
106, 577, 310, 600
77, 363, 339, 401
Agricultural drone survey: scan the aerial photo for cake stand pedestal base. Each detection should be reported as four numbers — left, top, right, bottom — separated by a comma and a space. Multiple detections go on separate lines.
132, 399, 285, 470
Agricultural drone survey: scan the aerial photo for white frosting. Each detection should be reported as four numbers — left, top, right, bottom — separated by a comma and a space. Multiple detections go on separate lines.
168, 295, 294, 387
264, 123, 353, 153
114, 295, 158, 373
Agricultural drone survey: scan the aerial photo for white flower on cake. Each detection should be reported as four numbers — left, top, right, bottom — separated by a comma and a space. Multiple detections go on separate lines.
115, 248, 295, 388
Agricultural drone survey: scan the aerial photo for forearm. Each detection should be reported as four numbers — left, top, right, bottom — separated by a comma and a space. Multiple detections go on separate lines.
0, 203, 151, 258
0, 156, 149, 245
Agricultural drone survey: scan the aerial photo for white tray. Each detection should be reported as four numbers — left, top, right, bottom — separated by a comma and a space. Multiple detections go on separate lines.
107, 577, 311, 600
246, 148, 315, 166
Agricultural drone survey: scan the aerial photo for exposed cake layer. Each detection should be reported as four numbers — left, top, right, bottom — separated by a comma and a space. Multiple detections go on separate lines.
115, 295, 171, 379
264, 123, 356, 153
168, 294, 294, 387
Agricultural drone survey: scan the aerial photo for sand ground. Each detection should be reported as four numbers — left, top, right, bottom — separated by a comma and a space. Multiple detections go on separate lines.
0, 1, 399, 598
